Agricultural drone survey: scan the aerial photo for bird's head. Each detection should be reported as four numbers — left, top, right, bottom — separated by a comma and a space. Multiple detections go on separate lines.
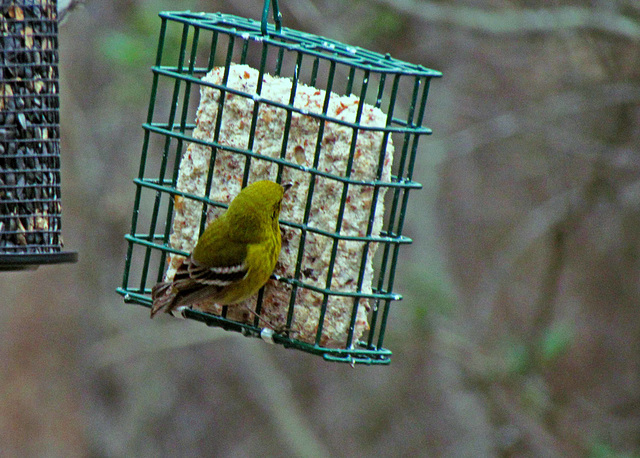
226, 180, 291, 240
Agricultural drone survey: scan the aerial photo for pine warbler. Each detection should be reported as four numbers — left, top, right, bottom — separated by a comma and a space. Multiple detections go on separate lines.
151, 180, 291, 317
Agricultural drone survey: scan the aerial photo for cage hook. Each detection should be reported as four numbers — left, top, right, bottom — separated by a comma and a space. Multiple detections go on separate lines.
261, 0, 282, 36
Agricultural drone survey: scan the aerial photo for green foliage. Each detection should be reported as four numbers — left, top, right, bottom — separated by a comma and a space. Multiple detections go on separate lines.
589, 440, 639, 458
99, 4, 162, 68
351, 2, 404, 45
474, 338, 531, 382
369, 6, 403, 40
100, 31, 150, 67
520, 375, 551, 418
408, 271, 458, 319
502, 340, 530, 377
539, 321, 574, 365
97, 3, 194, 103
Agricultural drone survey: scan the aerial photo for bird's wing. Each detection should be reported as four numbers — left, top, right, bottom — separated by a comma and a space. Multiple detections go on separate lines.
151, 228, 251, 316
184, 256, 248, 286
151, 255, 250, 315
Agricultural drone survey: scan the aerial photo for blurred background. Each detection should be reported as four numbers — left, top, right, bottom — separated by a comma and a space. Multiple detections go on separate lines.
1, 0, 639, 456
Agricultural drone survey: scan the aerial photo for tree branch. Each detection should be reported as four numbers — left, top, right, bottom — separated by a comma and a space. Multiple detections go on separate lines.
370, 0, 640, 40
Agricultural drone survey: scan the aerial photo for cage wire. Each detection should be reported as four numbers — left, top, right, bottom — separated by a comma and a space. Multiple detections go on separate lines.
118, 1, 441, 365
0, 0, 77, 271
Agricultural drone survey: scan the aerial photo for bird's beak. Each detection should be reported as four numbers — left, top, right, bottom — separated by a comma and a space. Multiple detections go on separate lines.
282, 182, 293, 193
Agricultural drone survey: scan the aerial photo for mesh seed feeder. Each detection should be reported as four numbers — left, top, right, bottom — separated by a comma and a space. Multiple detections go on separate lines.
118, 1, 441, 364
0, 0, 77, 271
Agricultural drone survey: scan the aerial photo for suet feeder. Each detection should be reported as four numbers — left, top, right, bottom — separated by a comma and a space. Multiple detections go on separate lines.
118, 1, 441, 364
0, 0, 77, 271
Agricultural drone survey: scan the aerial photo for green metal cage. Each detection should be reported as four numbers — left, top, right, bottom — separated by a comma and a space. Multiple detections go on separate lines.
117, 2, 441, 365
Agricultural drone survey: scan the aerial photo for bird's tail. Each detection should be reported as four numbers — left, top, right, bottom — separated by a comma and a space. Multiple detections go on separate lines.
150, 282, 176, 317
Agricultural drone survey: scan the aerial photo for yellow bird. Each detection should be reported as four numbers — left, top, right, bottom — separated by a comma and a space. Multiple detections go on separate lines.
151, 180, 291, 318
